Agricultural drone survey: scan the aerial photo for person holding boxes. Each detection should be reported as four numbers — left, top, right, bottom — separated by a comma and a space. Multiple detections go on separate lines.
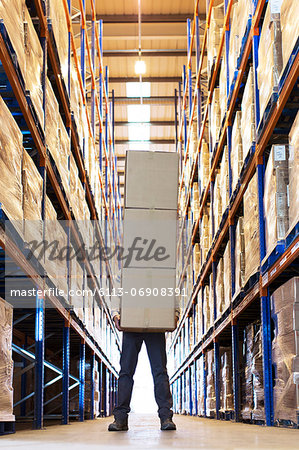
108, 151, 179, 431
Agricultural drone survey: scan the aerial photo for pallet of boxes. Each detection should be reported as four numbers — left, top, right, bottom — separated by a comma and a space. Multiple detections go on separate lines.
119, 151, 179, 332
0, 298, 15, 435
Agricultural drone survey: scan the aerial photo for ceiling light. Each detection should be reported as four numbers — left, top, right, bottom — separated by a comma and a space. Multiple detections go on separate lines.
135, 59, 146, 75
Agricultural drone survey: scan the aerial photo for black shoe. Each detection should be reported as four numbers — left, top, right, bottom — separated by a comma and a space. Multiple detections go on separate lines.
108, 418, 128, 431
160, 417, 176, 431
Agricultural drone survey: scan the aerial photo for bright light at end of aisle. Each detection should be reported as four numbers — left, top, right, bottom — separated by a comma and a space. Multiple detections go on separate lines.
135, 59, 146, 75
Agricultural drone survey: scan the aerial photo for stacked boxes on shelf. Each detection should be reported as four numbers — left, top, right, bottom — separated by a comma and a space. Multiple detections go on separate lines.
263, 145, 289, 257
241, 67, 256, 162
231, 111, 243, 194
228, 0, 252, 89
280, 0, 299, 75
0, 0, 121, 396
220, 348, 234, 413
271, 277, 299, 425
170, 0, 299, 427
206, 349, 216, 417
288, 111, 299, 233
207, 3, 224, 79
257, 0, 283, 123
234, 217, 245, 298
243, 173, 260, 284
241, 321, 264, 421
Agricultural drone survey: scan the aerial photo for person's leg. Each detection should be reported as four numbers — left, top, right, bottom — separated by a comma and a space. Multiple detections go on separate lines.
113, 332, 143, 421
144, 332, 173, 421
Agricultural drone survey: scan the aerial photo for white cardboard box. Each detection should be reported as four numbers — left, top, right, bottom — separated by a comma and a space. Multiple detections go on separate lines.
125, 150, 179, 210
120, 267, 176, 331
122, 208, 177, 269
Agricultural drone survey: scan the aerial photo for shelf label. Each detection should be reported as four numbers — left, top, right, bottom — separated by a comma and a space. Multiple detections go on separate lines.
280, 256, 287, 266
270, 0, 283, 14
262, 273, 268, 287
274, 145, 286, 161
291, 242, 299, 255
270, 267, 277, 277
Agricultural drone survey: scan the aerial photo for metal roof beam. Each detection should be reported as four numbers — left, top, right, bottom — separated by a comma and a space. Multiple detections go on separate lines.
109, 76, 181, 83
73, 14, 205, 24
115, 121, 175, 126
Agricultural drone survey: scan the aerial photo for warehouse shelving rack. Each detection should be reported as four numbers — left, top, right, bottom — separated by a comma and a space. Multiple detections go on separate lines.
0, 0, 122, 432
170, 0, 299, 427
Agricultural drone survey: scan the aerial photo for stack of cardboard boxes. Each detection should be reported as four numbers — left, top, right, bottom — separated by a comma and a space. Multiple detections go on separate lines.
120, 151, 179, 331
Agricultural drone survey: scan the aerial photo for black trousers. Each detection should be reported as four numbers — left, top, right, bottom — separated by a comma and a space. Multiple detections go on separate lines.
113, 332, 173, 421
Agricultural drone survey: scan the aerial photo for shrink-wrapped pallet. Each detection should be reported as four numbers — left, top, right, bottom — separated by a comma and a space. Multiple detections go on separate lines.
214, 169, 222, 233
204, 283, 211, 334
193, 243, 200, 282
199, 140, 210, 194
207, 4, 224, 78
68, 154, 78, 215
0, 298, 14, 422
271, 277, 299, 425
251, 325, 264, 421
46, 78, 59, 158
210, 88, 221, 152
206, 349, 216, 417
22, 150, 43, 244
219, 56, 227, 124
200, 207, 210, 267
241, 321, 265, 420
48, 0, 69, 84
241, 324, 254, 419
263, 145, 289, 255
231, 111, 243, 194
219, 146, 229, 216
197, 354, 205, 416
23, 7, 44, 129
70, 257, 84, 322
216, 257, 224, 320
288, 111, 299, 232
58, 115, 71, 198
220, 347, 233, 412
70, 60, 84, 150
228, 0, 252, 88
257, 1, 283, 123
280, 0, 299, 76
195, 293, 203, 342
191, 182, 200, 223
241, 67, 255, 162
0, 0, 26, 77
234, 217, 245, 297
46, 80, 70, 197
223, 242, 231, 312
44, 196, 68, 299
0, 96, 23, 232
44, 195, 58, 282
244, 173, 260, 284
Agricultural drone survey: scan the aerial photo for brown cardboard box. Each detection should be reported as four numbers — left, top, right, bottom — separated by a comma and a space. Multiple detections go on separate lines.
120, 267, 176, 331
125, 151, 179, 210
123, 208, 177, 269
0, 297, 14, 422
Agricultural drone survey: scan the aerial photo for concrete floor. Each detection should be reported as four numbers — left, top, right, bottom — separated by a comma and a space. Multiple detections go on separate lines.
0, 414, 298, 450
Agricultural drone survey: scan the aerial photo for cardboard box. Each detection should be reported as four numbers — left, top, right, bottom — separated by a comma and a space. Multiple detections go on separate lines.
120, 267, 176, 331
123, 208, 177, 269
125, 151, 179, 210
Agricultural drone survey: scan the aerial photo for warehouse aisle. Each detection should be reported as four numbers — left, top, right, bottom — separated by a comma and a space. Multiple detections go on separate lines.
0, 414, 298, 450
